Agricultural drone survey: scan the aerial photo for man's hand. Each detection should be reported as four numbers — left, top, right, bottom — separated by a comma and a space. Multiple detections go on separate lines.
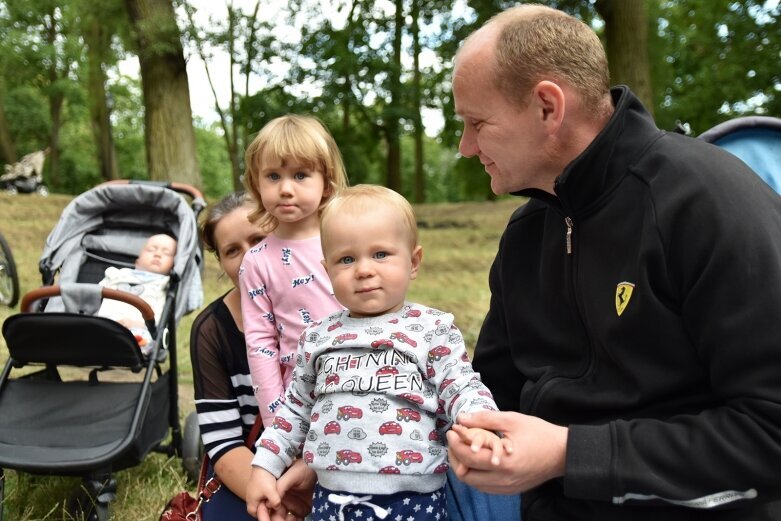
446, 410, 568, 495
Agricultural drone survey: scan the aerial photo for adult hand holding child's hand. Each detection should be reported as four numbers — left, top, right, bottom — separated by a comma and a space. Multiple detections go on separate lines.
447, 410, 569, 495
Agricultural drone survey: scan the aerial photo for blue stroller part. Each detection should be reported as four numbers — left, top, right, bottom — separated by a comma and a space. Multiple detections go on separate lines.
0, 181, 206, 520
698, 116, 781, 194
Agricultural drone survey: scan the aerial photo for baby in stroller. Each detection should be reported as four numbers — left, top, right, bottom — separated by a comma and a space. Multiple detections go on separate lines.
97, 233, 177, 355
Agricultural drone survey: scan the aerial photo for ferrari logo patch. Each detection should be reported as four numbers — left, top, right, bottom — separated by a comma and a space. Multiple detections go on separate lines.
615, 282, 635, 316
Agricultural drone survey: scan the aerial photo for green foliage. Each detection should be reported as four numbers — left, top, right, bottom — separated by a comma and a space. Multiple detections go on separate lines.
194, 120, 234, 197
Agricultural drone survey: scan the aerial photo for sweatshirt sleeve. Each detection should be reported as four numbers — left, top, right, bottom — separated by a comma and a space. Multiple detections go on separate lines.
424, 313, 499, 423
251, 330, 316, 477
239, 244, 285, 428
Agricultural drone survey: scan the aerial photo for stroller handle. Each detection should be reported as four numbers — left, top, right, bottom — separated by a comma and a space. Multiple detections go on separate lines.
98, 180, 206, 209
21, 285, 155, 321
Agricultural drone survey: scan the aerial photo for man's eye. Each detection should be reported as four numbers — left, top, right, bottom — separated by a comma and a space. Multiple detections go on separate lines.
374, 251, 388, 259
339, 256, 355, 265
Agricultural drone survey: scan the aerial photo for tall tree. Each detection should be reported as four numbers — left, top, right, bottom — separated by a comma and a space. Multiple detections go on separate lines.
595, 0, 654, 113
81, 0, 123, 181
125, 0, 201, 186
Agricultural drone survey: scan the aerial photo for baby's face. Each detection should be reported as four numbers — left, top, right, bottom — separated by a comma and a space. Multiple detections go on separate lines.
322, 205, 421, 318
136, 234, 177, 274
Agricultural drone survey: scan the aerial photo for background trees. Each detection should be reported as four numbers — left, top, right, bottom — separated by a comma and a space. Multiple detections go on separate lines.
0, 0, 777, 200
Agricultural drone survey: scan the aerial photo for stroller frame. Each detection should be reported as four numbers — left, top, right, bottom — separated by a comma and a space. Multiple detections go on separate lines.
0, 180, 206, 520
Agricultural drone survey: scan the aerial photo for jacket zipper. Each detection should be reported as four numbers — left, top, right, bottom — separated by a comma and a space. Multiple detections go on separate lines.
565, 216, 573, 254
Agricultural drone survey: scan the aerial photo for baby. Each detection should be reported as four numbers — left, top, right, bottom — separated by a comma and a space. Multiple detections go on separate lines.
245, 185, 511, 521
98, 233, 176, 355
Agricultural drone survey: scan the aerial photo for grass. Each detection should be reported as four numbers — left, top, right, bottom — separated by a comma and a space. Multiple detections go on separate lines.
0, 190, 521, 520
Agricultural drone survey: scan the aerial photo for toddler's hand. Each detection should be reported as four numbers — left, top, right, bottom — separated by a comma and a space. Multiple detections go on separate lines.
246, 466, 281, 520
451, 419, 513, 466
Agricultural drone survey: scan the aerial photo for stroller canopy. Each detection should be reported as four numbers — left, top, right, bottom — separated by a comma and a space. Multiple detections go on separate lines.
698, 116, 781, 194
39, 183, 203, 320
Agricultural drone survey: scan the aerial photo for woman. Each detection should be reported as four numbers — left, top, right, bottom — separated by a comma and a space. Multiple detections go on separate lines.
190, 192, 313, 520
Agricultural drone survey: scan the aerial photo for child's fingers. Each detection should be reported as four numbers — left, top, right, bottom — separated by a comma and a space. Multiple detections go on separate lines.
488, 435, 504, 466
450, 423, 475, 444
470, 429, 488, 453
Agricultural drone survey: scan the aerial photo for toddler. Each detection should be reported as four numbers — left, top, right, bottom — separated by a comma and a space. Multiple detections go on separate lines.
246, 185, 511, 521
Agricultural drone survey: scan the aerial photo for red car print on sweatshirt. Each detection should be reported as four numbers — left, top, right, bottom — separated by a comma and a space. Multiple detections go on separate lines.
327, 321, 343, 332
325, 374, 340, 386
379, 421, 403, 435
399, 392, 424, 405
336, 450, 362, 465
379, 466, 401, 474
337, 405, 363, 420
376, 365, 399, 376
403, 309, 421, 318
260, 439, 280, 454
434, 463, 449, 474
272, 416, 292, 432
371, 338, 394, 349
397, 408, 421, 422
333, 333, 358, 345
396, 450, 424, 466
390, 331, 417, 347
427, 345, 451, 363
324, 421, 341, 435
304, 451, 314, 464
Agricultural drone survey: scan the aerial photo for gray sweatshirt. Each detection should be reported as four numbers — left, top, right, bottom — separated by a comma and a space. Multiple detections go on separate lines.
252, 303, 498, 495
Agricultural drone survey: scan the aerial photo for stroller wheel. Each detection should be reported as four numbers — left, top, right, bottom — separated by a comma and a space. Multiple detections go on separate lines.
182, 411, 204, 484
0, 231, 20, 308
35, 184, 49, 196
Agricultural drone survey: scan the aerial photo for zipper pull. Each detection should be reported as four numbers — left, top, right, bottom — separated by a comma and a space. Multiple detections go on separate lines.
565, 217, 573, 254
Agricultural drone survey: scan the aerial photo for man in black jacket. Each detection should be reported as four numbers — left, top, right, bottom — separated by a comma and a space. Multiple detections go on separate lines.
446, 4, 781, 521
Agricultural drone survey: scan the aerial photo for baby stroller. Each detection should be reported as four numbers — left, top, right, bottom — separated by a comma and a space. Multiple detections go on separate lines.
698, 115, 781, 194
0, 180, 206, 520
1, 149, 49, 196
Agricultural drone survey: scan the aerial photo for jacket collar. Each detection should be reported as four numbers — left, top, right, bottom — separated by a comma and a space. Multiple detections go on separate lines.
513, 86, 661, 217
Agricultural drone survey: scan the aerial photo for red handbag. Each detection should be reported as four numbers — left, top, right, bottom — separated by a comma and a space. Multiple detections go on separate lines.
159, 415, 263, 521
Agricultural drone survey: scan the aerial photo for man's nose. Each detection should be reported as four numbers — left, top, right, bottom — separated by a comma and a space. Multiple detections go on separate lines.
458, 126, 478, 158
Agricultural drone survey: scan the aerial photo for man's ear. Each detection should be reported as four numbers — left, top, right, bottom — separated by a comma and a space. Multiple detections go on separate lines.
532, 81, 565, 135
410, 245, 423, 280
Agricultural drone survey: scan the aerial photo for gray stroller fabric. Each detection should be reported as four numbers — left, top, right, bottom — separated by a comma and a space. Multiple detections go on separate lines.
39, 183, 203, 321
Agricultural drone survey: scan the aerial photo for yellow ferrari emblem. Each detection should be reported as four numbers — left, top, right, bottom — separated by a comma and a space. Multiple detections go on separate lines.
615, 282, 635, 316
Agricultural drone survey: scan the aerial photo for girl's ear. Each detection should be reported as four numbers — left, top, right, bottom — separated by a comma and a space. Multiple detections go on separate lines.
410, 245, 423, 280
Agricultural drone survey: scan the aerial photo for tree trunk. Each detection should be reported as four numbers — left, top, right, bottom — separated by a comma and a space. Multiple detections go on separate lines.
595, 0, 654, 115
411, 0, 425, 203
45, 7, 62, 188
125, 0, 201, 187
85, 18, 119, 181
0, 81, 17, 164
385, 0, 403, 192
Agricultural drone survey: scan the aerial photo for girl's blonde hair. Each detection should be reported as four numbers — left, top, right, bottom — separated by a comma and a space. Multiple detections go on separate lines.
243, 114, 349, 231
320, 184, 418, 254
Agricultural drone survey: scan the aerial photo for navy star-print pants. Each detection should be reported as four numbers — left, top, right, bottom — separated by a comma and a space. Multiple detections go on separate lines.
312, 483, 448, 521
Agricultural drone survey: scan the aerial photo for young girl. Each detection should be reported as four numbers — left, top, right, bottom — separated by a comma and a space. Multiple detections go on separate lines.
239, 114, 349, 429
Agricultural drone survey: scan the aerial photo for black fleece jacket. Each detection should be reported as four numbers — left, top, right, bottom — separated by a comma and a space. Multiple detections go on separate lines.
473, 87, 781, 520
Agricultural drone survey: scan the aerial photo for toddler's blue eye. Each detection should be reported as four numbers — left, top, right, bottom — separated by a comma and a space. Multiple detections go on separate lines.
374, 251, 387, 259
295, 172, 307, 180
340, 256, 355, 265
